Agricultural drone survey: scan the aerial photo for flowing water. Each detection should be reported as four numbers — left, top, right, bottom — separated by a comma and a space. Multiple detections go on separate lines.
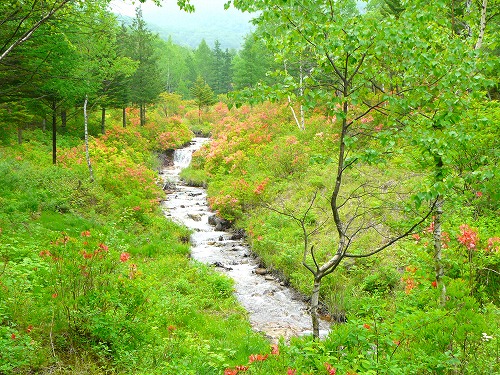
161, 137, 329, 342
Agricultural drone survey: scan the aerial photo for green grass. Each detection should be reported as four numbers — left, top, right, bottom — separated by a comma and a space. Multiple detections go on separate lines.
0, 109, 270, 374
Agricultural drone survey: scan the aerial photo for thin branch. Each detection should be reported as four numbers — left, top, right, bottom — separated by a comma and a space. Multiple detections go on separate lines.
344, 198, 438, 258
346, 98, 387, 128
0, 0, 71, 62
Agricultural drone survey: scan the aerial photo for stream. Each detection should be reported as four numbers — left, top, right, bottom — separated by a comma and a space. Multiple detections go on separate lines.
161, 137, 330, 342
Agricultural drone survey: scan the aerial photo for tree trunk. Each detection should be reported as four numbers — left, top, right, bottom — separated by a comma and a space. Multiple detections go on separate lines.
122, 107, 127, 128
474, 0, 488, 50
84, 96, 94, 182
52, 100, 57, 165
140, 103, 146, 126
101, 107, 106, 134
17, 126, 22, 144
61, 109, 66, 128
433, 195, 446, 305
310, 276, 322, 340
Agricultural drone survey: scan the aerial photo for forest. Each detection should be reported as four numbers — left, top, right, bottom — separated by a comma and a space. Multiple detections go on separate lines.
0, 0, 499, 374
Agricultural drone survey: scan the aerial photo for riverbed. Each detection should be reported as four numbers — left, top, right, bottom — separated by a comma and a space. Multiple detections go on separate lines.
161, 137, 329, 342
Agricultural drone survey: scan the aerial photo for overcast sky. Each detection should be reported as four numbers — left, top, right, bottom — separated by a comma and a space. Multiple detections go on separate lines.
109, 0, 255, 49
109, 0, 253, 22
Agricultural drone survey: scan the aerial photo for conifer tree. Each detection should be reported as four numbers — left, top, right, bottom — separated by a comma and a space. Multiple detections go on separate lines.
190, 76, 215, 123
126, 7, 163, 126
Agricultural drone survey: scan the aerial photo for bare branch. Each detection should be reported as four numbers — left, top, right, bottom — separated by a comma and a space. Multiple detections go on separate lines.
344, 198, 438, 258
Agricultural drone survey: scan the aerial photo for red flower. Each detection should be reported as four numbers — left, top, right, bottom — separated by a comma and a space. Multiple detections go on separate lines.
476, 191, 483, 197
26, 325, 33, 333
11, 333, 16, 339
120, 252, 131, 262
39, 250, 52, 258
249, 353, 268, 363
81, 230, 91, 237
431, 281, 438, 288
363, 323, 371, 330
82, 251, 93, 259
52, 293, 58, 298
457, 224, 479, 250
98, 243, 109, 251
287, 369, 297, 375
412, 233, 421, 242
224, 369, 238, 375
235, 365, 249, 371
324, 362, 337, 375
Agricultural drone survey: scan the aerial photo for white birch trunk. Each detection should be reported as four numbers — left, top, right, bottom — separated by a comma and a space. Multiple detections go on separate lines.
474, 0, 488, 50
84, 95, 95, 183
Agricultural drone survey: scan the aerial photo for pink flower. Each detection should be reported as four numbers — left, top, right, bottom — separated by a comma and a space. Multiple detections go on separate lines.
287, 369, 297, 375
271, 344, 279, 355
457, 224, 479, 250
120, 252, 131, 262
487, 237, 500, 252
324, 362, 337, 375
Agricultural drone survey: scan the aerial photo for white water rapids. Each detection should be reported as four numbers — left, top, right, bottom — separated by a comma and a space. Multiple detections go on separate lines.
161, 137, 329, 342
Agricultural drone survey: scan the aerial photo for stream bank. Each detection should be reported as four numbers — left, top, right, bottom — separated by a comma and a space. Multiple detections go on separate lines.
161, 137, 330, 342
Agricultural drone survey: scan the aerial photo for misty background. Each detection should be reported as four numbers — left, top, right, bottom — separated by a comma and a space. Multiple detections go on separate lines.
110, 0, 256, 50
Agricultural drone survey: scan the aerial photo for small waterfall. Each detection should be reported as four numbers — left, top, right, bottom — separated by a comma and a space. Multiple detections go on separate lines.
173, 148, 193, 169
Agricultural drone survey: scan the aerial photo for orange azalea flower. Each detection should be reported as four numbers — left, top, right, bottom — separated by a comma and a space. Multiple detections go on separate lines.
120, 252, 131, 262
271, 344, 279, 355
249, 353, 268, 363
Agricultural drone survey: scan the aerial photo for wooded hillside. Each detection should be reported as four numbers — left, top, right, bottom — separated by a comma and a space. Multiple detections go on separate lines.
1, 0, 499, 374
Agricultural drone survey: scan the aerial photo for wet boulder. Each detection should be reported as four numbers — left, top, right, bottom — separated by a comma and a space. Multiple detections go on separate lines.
208, 214, 232, 231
